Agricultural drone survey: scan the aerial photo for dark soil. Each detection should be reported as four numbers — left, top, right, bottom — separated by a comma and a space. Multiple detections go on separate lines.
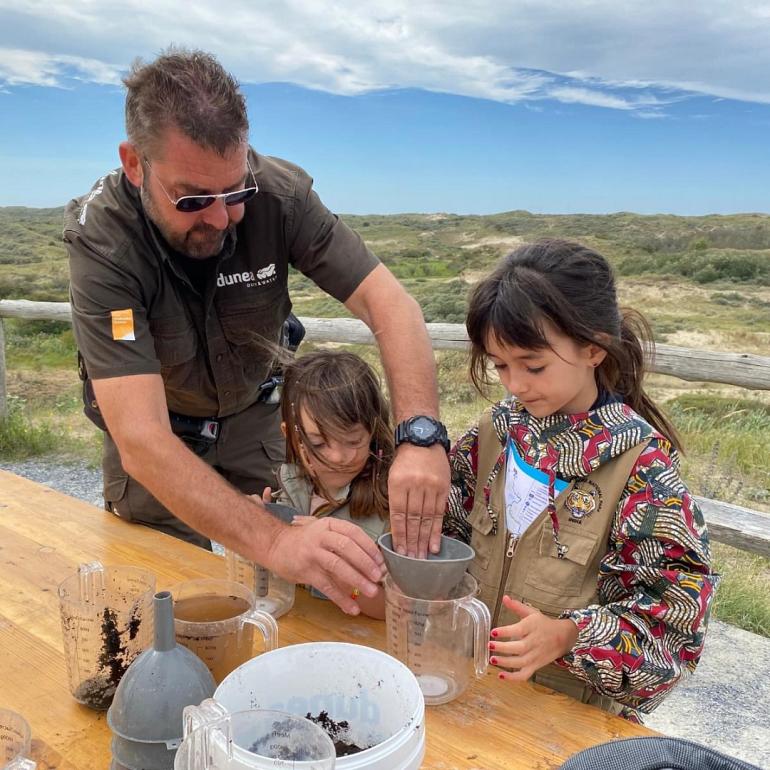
74, 604, 143, 710
73, 674, 117, 710
305, 710, 370, 757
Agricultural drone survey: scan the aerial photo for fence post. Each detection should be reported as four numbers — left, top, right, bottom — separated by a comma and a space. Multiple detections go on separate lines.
0, 318, 6, 420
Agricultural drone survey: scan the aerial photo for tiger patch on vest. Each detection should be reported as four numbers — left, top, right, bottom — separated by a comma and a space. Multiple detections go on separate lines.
565, 480, 602, 523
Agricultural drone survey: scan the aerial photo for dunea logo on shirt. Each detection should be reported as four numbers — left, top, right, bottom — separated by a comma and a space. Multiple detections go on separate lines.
217, 263, 276, 288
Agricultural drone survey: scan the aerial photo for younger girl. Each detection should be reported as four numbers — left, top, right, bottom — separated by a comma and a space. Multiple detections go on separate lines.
443, 239, 718, 721
266, 350, 393, 619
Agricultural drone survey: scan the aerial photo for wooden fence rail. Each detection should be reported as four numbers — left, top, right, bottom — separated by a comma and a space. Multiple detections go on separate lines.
2, 299, 770, 390
1, 298, 769, 557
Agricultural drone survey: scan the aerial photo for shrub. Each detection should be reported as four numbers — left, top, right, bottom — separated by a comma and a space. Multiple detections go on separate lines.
0, 396, 59, 459
617, 248, 770, 285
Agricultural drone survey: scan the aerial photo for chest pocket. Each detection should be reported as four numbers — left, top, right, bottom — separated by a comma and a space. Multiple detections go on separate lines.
149, 316, 199, 393
220, 297, 289, 379
468, 502, 495, 570
523, 523, 602, 610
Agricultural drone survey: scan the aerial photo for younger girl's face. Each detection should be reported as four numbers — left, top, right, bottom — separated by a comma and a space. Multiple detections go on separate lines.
485, 322, 606, 417
296, 406, 373, 492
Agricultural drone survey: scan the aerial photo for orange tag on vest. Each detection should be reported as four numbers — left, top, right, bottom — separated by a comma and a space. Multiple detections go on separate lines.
111, 309, 135, 341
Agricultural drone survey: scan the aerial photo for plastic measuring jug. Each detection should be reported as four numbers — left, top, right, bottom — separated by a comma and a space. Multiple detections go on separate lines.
0, 709, 35, 769
58, 561, 156, 710
384, 572, 490, 705
175, 699, 336, 769
224, 502, 300, 619
170, 579, 278, 683
225, 552, 294, 620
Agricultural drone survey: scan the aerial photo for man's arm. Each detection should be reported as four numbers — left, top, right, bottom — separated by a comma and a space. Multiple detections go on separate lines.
344, 264, 450, 559
92, 373, 384, 614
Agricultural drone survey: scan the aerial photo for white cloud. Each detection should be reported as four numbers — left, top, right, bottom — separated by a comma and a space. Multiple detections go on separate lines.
0, 0, 768, 112
0, 48, 123, 87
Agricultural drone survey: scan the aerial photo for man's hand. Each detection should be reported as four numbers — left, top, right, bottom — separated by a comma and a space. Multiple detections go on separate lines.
388, 443, 450, 559
489, 596, 580, 681
266, 516, 386, 615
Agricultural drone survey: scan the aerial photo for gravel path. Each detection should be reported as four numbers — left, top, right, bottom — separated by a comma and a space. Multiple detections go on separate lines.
1, 456, 104, 508
2, 456, 768, 768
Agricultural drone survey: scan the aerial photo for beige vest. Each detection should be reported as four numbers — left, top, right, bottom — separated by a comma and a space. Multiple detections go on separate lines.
276, 465, 387, 542
468, 410, 648, 711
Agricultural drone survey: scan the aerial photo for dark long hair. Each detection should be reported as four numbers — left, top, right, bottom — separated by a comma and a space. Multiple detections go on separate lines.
466, 239, 681, 450
281, 351, 394, 519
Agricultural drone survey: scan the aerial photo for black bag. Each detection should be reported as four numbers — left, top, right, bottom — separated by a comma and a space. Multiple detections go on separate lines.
256, 312, 306, 403
559, 737, 761, 770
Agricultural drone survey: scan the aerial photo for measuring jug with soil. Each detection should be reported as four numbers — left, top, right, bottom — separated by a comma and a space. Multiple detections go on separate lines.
170, 579, 278, 683
175, 700, 336, 769
0, 708, 36, 769
384, 573, 490, 705
58, 562, 156, 710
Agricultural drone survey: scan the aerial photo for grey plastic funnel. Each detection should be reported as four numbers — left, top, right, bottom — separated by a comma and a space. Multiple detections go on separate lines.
378, 532, 475, 600
107, 591, 216, 770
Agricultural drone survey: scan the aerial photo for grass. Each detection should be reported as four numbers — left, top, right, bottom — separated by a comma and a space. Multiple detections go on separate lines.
665, 395, 770, 508
711, 543, 770, 637
0, 396, 60, 459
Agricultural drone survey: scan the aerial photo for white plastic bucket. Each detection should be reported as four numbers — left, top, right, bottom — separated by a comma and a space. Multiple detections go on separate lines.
213, 642, 425, 770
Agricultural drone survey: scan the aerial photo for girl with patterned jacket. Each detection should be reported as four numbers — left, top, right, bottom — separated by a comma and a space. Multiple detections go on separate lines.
262, 350, 393, 619
443, 239, 719, 721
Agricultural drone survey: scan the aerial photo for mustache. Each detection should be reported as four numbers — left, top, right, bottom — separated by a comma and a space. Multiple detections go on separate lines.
190, 223, 226, 238
186, 223, 236, 247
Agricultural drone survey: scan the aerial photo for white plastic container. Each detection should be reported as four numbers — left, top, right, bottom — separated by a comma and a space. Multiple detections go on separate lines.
213, 642, 425, 770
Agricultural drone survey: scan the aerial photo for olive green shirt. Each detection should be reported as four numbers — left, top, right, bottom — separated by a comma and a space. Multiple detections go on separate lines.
64, 150, 379, 418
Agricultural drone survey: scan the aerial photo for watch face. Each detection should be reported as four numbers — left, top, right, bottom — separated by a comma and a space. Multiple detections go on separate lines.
410, 416, 436, 439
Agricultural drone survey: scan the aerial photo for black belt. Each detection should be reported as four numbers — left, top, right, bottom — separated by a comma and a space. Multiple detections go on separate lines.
169, 411, 219, 442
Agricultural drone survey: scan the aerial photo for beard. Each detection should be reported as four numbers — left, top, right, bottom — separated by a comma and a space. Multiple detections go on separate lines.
140, 183, 233, 259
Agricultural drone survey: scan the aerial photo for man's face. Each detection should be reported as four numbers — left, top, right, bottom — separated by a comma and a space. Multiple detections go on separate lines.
140, 128, 250, 259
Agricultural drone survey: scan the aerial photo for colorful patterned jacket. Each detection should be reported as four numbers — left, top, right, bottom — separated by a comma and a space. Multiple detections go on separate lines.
443, 397, 719, 717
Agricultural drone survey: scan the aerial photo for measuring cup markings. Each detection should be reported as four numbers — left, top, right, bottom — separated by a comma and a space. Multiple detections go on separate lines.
226, 551, 295, 618
176, 704, 337, 769
384, 573, 490, 705
59, 565, 156, 710
0, 708, 36, 769
172, 581, 278, 684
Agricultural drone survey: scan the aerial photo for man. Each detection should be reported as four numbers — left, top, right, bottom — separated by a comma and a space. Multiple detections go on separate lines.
64, 48, 450, 615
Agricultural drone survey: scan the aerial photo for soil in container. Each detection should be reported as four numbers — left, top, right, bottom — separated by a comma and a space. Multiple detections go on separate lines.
75, 604, 142, 710
305, 710, 371, 757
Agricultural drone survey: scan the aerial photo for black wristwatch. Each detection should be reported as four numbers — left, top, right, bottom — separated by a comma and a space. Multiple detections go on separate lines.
394, 415, 450, 453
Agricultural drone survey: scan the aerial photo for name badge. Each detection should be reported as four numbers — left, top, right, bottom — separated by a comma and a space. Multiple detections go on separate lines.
504, 439, 568, 537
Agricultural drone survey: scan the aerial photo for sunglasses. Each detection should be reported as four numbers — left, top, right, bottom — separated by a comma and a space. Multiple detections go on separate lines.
144, 157, 258, 213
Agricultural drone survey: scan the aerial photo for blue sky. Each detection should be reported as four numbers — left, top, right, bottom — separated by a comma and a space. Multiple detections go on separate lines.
1, 1, 769, 215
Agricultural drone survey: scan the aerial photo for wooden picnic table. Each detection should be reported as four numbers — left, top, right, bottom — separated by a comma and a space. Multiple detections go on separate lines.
0, 470, 654, 769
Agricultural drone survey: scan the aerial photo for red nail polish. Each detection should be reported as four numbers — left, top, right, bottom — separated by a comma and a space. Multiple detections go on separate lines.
498, 672, 505, 680
490, 656, 498, 665
491, 630, 498, 638
488, 642, 495, 651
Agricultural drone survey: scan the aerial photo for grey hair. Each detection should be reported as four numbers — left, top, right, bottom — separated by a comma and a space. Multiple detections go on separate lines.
123, 47, 249, 158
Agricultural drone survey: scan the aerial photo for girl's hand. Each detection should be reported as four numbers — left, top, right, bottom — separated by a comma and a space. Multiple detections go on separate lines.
489, 596, 579, 682
261, 487, 273, 504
